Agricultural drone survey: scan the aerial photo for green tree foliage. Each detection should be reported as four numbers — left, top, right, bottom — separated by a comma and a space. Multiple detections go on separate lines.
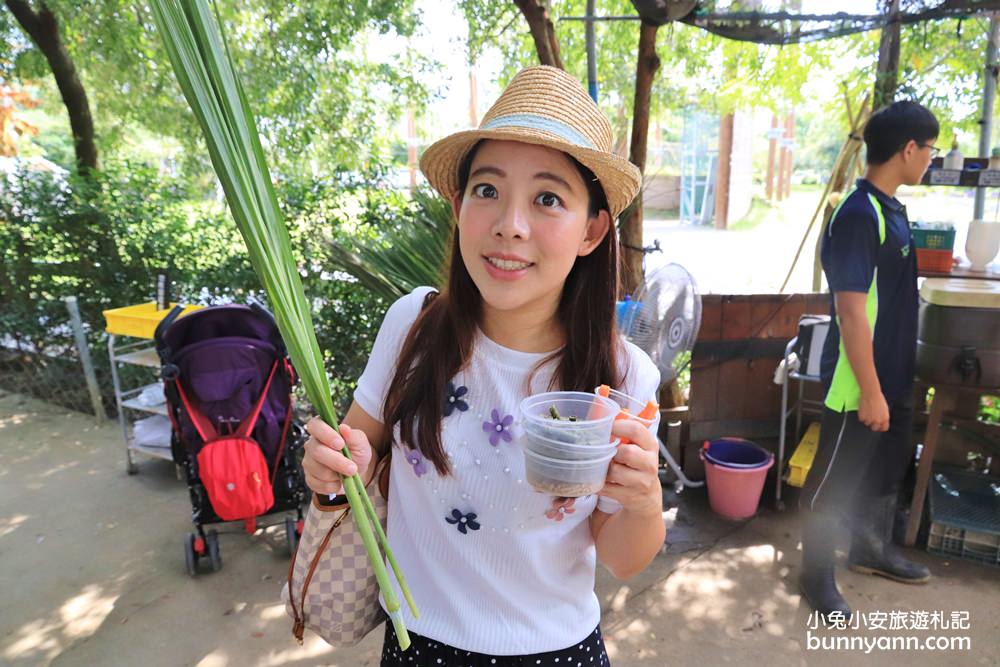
0, 161, 414, 412
1, 1, 435, 174
460, 1, 833, 149
460, 2, 998, 156
872, 17, 994, 143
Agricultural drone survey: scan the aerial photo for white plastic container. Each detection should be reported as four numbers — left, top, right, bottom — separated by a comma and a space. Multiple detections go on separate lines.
520, 391, 618, 447
521, 445, 617, 497
943, 140, 964, 170
966, 220, 1000, 271
523, 430, 619, 461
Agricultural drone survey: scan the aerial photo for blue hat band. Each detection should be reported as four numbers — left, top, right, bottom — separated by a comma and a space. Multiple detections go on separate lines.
480, 113, 596, 151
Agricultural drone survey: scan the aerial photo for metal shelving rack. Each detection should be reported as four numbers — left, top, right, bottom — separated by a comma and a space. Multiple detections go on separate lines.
776, 336, 826, 510
108, 334, 172, 474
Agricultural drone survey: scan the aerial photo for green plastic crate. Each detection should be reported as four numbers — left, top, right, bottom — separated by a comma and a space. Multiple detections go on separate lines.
926, 466, 1000, 567
911, 223, 956, 251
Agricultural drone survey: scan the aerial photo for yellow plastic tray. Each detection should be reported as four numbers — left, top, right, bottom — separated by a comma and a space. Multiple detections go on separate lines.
786, 421, 821, 488
103, 302, 202, 339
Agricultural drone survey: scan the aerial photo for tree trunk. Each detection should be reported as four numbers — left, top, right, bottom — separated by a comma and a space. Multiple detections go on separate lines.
4, 0, 98, 172
714, 113, 734, 229
873, 0, 901, 110
620, 21, 659, 297
513, 0, 563, 69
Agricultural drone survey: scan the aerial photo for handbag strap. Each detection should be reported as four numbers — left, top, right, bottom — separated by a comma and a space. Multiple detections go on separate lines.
288, 455, 390, 644
288, 506, 351, 643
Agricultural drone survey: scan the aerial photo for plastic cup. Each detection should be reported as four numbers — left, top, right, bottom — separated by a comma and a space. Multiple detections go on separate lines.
520, 391, 618, 447
594, 386, 657, 445
523, 429, 620, 461
595, 386, 656, 428
521, 445, 618, 498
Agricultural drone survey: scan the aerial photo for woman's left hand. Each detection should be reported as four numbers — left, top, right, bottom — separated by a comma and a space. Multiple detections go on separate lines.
599, 419, 662, 517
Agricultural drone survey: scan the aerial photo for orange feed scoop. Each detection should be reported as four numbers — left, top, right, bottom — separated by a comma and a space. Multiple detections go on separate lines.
616, 401, 658, 445
596, 384, 659, 445
638, 401, 658, 421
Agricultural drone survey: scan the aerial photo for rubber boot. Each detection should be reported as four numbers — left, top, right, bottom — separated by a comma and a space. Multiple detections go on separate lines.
848, 494, 931, 584
799, 511, 853, 620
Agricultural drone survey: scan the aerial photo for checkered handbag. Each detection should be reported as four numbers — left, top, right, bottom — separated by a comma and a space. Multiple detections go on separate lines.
283, 472, 388, 646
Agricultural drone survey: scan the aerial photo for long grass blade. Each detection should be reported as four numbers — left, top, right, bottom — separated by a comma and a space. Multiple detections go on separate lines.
150, 0, 415, 648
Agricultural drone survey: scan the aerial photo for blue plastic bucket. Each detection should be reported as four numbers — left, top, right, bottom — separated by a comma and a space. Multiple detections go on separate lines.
700, 438, 774, 520
702, 438, 772, 469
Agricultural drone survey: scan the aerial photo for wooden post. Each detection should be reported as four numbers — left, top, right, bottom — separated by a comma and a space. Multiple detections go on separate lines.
904, 387, 957, 546
620, 20, 661, 296
873, 0, 902, 110
766, 114, 778, 201
784, 112, 795, 198
407, 108, 417, 191
469, 68, 478, 128
715, 112, 734, 230
776, 121, 789, 202
654, 117, 662, 169
780, 95, 870, 293
65, 296, 105, 425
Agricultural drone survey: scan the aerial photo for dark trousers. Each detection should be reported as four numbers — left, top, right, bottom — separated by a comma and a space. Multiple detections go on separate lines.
800, 399, 915, 518
381, 622, 610, 667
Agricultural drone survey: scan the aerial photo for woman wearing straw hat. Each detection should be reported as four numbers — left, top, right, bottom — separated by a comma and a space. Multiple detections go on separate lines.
302, 65, 665, 665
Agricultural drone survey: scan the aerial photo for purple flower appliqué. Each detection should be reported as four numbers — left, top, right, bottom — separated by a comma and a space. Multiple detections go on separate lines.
405, 448, 427, 478
444, 381, 469, 416
482, 409, 514, 446
445, 509, 480, 535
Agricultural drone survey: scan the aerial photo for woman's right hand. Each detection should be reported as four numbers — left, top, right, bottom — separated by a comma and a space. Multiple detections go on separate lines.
302, 417, 374, 496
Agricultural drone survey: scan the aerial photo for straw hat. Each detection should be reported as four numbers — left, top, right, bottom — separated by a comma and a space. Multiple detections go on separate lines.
419, 65, 641, 220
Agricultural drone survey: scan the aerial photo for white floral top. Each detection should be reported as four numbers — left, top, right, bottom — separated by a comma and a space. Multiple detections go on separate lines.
354, 287, 660, 655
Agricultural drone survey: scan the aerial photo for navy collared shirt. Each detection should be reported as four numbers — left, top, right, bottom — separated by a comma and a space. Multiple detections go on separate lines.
819, 178, 919, 410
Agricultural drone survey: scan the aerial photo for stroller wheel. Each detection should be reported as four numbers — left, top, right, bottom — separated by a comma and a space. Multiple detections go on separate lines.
206, 530, 222, 572
285, 516, 299, 556
184, 533, 199, 577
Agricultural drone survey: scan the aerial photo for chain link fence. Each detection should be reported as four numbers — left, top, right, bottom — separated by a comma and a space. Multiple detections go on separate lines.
0, 296, 115, 420
0, 294, 352, 426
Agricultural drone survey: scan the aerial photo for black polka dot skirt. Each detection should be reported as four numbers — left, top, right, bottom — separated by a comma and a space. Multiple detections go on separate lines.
380, 622, 610, 667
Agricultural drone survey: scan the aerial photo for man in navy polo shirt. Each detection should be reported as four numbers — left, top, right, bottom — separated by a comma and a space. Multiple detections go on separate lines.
799, 101, 939, 619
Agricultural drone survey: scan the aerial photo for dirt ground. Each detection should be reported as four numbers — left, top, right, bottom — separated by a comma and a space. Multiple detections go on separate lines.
2, 390, 999, 667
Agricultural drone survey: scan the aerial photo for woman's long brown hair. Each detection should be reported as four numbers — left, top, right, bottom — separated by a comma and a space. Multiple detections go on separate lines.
380, 142, 626, 475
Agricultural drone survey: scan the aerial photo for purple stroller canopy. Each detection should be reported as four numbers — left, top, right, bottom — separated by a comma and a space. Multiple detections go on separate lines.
159, 305, 292, 465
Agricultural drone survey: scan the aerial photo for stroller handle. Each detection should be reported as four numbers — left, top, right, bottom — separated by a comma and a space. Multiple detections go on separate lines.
153, 303, 188, 361
248, 300, 287, 357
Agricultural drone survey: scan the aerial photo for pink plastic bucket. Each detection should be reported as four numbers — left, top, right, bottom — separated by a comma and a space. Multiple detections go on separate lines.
700, 440, 773, 520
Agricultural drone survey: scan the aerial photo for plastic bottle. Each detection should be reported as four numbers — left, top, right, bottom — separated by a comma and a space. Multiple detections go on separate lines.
943, 139, 964, 171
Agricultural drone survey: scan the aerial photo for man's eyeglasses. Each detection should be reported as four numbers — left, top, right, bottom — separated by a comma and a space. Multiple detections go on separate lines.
916, 142, 940, 158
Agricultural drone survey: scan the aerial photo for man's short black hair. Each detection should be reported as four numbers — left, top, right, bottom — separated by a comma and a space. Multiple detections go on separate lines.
863, 100, 940, 166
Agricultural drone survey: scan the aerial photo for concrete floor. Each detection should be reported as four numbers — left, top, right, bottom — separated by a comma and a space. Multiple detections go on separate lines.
2, 389, 998, 667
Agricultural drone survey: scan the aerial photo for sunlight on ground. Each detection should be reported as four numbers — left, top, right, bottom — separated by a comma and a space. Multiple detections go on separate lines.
0, 513, 29, 539
3, 584, 119, 663
608, 538, 801, 651
39, 459, 82, 479
0, 412, 28, 428
608, 585, 633, 614
257, 638, 350, 667
61, 585, 117, 636
195, 652, 230, 667
259, 603, 286, 620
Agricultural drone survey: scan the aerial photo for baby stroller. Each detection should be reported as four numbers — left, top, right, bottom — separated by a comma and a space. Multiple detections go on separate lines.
154, 302, 307, 577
